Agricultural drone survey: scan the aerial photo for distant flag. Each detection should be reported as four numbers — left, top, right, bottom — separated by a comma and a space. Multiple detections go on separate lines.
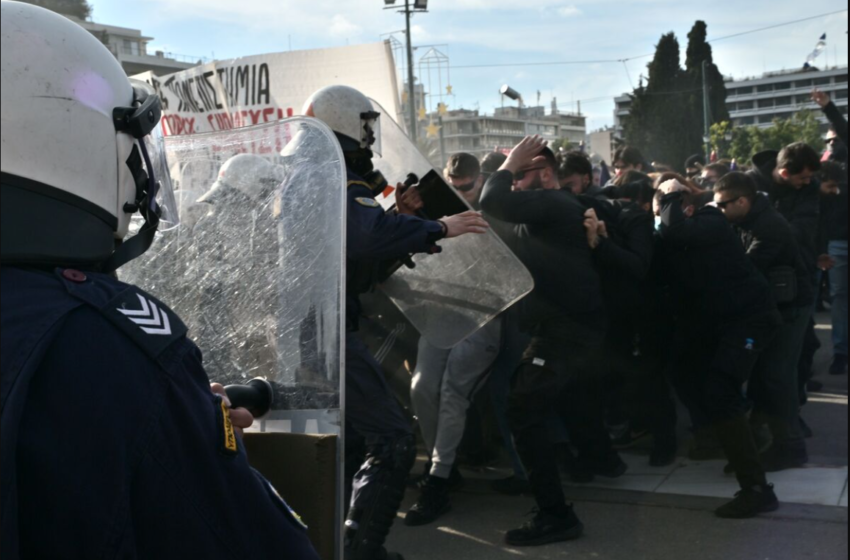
804, 33, 827, 69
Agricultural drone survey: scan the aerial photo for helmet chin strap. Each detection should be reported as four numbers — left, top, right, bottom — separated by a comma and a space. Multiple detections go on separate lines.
101, 140, 161, 274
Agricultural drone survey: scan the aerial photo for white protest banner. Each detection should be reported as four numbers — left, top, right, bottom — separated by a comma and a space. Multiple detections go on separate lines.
134, 41, 402, 138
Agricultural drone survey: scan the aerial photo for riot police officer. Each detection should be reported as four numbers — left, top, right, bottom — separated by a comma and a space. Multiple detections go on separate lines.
301, 85, 489, 560
0, 3, 319, 559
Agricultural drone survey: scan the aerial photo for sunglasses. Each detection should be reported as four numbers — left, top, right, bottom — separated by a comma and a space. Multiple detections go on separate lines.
716, 196, 742, 209
514, 167, 545, 181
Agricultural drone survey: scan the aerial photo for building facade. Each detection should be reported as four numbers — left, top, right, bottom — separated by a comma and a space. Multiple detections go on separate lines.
70, 18, 200, 76
726, 66, 848, 128
612, 66, 848, 133
436, 106, 587, 161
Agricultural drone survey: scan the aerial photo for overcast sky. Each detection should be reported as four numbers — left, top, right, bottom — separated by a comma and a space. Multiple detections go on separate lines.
90, 0, 849, 130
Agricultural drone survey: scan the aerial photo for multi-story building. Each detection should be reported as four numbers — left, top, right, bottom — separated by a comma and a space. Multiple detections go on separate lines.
70, 17, 201, 76
726, 66, 848, 128
612, 66, 848, 133
589, 129, 621, 165
436, 106, 587, 161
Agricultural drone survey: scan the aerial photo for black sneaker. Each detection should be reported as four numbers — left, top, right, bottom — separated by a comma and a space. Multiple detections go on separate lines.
715, 485, 780, 519
761, 443, 808, 473
491, 476, 532, 496
505, 507, 584, 547
404, 479, 451, 527
570, 453, 628, 484
830, 355, 848, 376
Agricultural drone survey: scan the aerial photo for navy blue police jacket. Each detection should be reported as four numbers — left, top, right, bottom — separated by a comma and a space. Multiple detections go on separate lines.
346, 169, 444, 331
0, 266, 320, 560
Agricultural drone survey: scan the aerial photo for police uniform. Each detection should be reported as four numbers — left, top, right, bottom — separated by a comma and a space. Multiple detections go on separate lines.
1, 266, 319, 560
343, 170, 445, 559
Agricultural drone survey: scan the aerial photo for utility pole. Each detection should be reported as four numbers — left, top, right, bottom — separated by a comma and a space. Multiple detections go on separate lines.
404, 0, 417, 141
386, 0, 428, 140
702, 60, 712, 162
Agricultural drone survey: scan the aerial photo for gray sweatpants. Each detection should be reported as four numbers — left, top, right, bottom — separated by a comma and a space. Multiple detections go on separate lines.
411, 318, 502, 479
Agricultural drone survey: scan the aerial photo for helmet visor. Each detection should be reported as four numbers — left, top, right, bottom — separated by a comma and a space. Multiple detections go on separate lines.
361, 111, 382, 157
140, 124, 180, 231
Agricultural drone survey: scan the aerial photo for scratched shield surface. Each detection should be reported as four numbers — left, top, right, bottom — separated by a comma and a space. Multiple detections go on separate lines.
370, 100, 535, 350
121, 118, 346, 436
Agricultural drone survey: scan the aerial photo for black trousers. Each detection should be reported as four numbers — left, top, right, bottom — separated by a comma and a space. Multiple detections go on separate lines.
507, 331, 607, 510
672, 313, 780, 489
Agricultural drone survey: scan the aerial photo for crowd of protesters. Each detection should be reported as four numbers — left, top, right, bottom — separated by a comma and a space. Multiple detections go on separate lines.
400, 89, 848, 546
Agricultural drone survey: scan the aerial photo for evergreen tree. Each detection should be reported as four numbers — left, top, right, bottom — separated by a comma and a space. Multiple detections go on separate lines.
18, 0, 92, 20
624, 33, 694, 170
624, 23, 731, 172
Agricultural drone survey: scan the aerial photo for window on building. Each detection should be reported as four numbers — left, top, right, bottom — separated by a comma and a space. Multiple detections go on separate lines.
775, 96, 793, 107
836, 75, 848, 84
739, 116, 756, 125
837, 90, 849, 100
757, 84, 774, 93
122, 39, 140, 56
736, 86, 754, 95
758, 99, 775, 109
795, 79, 813, 89
774, 82, 791, 91
736, 100, 755, 111
814, 77, 832, 86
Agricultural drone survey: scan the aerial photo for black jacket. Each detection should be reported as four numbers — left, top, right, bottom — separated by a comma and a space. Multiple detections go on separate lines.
481, 170, 606, 345
582, 198, 654, 316
736, 194, 815, 315
657, 192, 777, 325
821, 102, 849, 243
749, 151, 821, 271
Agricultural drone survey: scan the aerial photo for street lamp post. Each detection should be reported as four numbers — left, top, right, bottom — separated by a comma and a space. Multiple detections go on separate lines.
385, 0, 428, 140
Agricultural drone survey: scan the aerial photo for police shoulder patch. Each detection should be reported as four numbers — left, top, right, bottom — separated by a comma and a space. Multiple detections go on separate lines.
355, 197, 381, 208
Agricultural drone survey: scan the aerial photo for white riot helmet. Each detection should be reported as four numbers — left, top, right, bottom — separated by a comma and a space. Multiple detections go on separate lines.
198, 154, 286, 204
0, 1, 177, 271
303, 85, 381, 156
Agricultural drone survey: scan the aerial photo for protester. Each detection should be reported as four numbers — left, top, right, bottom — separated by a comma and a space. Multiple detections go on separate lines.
583, 182, 678, 466
685, 153, 707, 179
714, 173, 815, 471
444, 153, 484, 207
481, 136, 626, 546
558, 151, 605, 198
748, 143, 823, 409
655, 178, 782, 518
813, 89, 849, 376
612, 146, 649, 179
700, 163, 732, 190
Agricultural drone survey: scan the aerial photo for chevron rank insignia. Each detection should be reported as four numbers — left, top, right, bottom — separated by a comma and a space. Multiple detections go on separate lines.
355, 197, 381, 208
102, 288, 188, 359
118, 294, 173, 335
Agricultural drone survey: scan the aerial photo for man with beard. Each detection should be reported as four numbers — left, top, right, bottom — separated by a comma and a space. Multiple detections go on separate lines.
481, 136, 625, 547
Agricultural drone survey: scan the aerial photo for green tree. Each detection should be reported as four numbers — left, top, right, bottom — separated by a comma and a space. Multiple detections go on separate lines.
719, 110, 826, 164
549, 138, 576, 153
18, 0, 92, 19
624, 33, 694, 169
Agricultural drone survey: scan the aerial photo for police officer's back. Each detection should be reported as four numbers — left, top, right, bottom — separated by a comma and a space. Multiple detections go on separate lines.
0, 4, 319, 558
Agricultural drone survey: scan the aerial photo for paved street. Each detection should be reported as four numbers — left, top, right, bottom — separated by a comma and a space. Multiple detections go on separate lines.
388, 313, 849, 560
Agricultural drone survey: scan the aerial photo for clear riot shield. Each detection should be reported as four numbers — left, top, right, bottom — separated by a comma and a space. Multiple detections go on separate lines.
370, 101, 535, 349
120, 119, 346, 559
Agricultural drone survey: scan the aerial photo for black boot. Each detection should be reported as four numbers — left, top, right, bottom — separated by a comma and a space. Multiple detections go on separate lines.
715, 484, 780, 519
404, 477, 451, 527
505, 506, 584, 547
